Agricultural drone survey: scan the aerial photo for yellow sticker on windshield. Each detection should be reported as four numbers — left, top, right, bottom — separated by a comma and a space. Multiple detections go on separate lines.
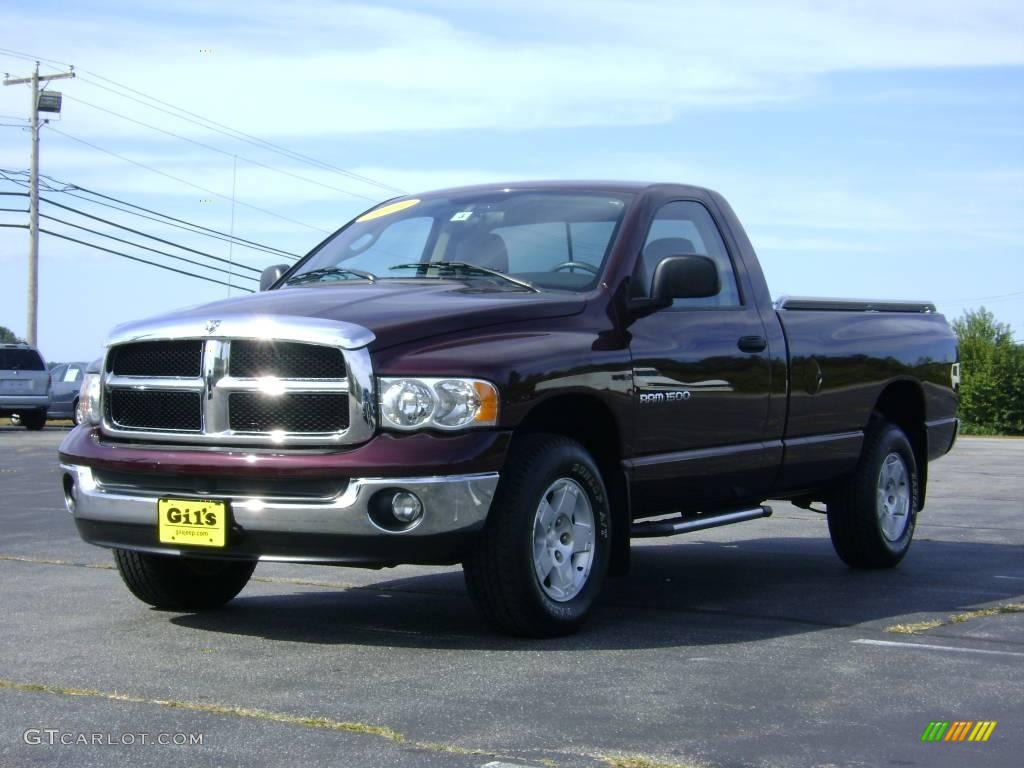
356, 198, 420, 222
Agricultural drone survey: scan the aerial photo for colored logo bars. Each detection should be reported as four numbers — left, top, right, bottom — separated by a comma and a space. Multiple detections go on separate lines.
921, 721, 997, 742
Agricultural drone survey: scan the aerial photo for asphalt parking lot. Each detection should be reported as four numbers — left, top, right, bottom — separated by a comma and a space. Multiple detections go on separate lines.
0, 426, 1021, 768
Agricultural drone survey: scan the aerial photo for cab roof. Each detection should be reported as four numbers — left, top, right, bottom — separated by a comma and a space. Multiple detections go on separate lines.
410, 180, 716, 199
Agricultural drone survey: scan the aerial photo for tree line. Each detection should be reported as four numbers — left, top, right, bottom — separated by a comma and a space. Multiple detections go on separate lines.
953, 308, 1024, 435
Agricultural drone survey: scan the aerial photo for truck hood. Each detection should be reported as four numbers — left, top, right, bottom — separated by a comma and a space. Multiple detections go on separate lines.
109, 282, 586, 351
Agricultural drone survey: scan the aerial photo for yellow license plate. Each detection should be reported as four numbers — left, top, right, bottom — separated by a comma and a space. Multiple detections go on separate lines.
158, 498, 227, 548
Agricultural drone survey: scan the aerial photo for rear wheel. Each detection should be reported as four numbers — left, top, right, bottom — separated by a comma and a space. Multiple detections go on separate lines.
113, 549, 256, 609
827, 420, 918, 568
22, 410, 47, 430
72, 397, 81, 425
463, 434, 611, 637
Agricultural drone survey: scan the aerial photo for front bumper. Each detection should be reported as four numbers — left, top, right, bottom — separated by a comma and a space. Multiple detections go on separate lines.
61, 463, 499, 566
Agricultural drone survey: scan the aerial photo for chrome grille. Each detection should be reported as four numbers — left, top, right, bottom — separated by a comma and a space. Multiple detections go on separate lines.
106, 389, 202, 432
100, 331, 374, 446
107, 340, 202, 377
229, 341, 345, 379
229, 392, 350, 433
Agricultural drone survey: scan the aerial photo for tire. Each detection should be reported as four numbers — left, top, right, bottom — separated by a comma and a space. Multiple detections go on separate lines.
8, 413, 21, 426
72, 398, 81, 425
827, 420, 919, 569
463, 434, 611, 637
22, 410, 47, 430
113, 549, 256, 610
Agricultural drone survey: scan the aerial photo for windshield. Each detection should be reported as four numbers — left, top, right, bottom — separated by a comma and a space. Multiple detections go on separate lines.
283, 190, 632, 292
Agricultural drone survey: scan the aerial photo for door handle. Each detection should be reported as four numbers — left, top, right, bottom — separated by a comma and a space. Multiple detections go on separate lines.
738, 335, 767, 353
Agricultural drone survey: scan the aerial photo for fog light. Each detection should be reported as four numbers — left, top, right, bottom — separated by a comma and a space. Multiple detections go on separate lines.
391, 492, 423, 523
62, 473, 76, 514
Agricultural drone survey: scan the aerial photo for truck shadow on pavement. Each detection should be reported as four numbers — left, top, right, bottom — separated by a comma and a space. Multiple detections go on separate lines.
170, 537, 1024, 650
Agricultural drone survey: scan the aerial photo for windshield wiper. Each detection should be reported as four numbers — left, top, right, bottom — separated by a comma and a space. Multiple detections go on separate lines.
388, 262, 538, 292
285, 267, 376, 285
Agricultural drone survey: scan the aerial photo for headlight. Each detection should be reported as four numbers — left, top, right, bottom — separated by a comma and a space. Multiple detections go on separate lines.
77, 371, 102, 426
379, 377, 498, 431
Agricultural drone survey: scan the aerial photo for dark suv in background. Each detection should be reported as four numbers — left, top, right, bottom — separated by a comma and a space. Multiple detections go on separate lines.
0, 343, 51, 430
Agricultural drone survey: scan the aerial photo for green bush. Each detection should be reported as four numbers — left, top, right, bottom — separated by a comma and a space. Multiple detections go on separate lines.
952, 308, 1024, 435
0, 326, 24, 344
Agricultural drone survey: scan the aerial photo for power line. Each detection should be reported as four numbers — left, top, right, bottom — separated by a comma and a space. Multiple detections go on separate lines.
40, 212, 258, 282
0, 47, 68, 68
75, 73, 405, 194
32, 170, 298, 258
39, 197, 262, 273
60, 188, 298, 259
939, 290, 1024, 304
57, 188, 300, 260
63, 94, 380, 202
43, 126, 333, 234
4, 173, 285, 284
1, 169, 301, 260
0, 47, 402, 195
40, 228, 254, 292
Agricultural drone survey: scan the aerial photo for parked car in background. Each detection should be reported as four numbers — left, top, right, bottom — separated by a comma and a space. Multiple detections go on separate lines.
0, 343, 51, 430
47, 362, 88, 424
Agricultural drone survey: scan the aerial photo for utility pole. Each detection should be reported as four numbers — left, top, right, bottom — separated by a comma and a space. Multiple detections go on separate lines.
3, 62, 75, 346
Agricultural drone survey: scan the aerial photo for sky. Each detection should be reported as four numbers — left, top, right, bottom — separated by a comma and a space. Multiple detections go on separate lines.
1, 0, 1022, 361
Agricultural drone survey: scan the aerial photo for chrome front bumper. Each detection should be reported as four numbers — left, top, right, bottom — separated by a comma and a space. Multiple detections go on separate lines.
61, 464, 499, 563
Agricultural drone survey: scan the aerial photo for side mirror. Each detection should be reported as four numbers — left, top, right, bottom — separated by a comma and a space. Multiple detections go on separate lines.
652, 255, 719, 301
627, 254, 720, 315
260, 264, 289, 291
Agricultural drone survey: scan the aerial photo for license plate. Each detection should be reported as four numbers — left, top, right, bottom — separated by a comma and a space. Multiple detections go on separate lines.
157, 498, 227, 548
0, 379, 32, 391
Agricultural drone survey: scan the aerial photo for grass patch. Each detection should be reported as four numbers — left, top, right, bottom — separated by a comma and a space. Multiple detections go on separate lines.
885, 620, 944, 634
0, 678, 404, 741
885, 603, 1024, 635
950, 603, 1024, 623
600, 754, 709, 768
0, 554, 113, 570
0, 677, 543, 762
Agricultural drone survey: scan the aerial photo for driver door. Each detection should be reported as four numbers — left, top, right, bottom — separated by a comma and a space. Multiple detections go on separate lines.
627, 200, 774, 515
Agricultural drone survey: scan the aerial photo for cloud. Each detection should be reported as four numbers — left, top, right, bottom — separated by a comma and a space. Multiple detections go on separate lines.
3, 1, 1022, 139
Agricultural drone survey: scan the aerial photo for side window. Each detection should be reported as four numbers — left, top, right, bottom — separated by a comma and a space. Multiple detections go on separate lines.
64, 365, 83, 383
641, 201, 741, 308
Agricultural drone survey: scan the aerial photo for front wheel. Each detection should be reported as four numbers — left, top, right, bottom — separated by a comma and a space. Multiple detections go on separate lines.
463, 434, 611, 637
113, 549, 256, 609
827, 420, 919, 568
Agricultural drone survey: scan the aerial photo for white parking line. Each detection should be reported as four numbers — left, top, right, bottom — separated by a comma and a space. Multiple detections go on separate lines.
853, 639, 1024, 658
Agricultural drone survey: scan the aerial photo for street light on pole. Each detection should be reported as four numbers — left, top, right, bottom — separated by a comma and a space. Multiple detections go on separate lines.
3, 61, 75, 346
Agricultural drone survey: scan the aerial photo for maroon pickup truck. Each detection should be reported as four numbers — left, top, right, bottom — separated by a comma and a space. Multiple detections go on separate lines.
59, 181, 959, 637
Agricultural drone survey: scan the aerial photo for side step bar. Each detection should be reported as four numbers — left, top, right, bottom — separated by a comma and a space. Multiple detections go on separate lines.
630, 505, 773, 538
